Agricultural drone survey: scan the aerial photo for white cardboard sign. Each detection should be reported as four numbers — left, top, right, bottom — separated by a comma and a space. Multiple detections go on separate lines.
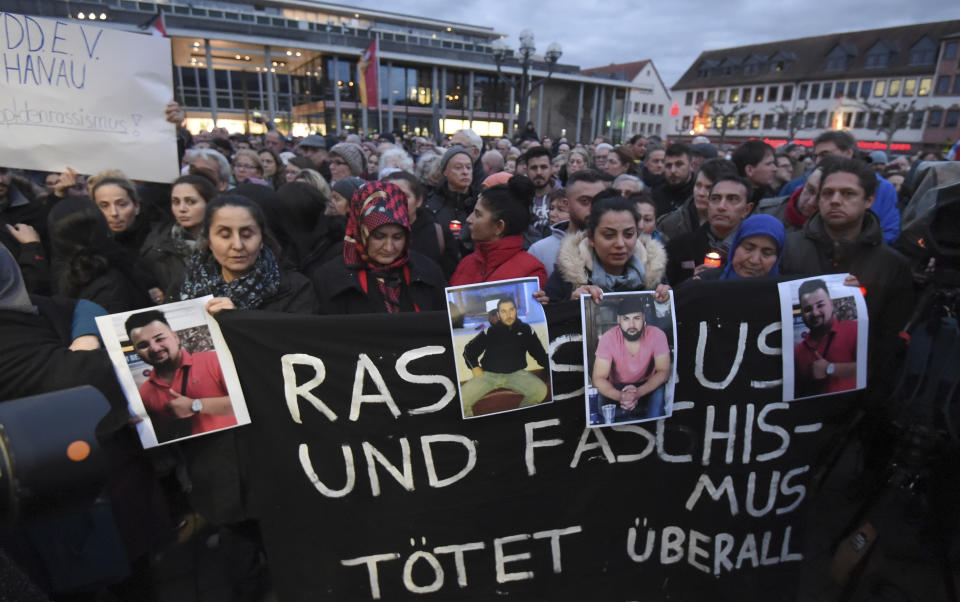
0, 12, 178, 182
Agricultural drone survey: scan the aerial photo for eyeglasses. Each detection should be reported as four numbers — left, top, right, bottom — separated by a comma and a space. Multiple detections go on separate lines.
235, 163, 258, 171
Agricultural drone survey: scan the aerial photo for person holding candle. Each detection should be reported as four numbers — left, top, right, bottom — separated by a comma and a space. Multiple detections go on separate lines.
665, 175, 755, 285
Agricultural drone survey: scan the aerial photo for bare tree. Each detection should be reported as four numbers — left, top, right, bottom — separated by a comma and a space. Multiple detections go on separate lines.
706, 102, 747, 145
771, 100, 809, 143
856, 99, 918, 149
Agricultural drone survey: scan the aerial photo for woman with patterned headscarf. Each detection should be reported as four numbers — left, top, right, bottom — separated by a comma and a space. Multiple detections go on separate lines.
310, 181, 446, 314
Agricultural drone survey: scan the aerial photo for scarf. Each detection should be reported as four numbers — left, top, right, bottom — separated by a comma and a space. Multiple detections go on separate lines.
720, 214, 786, 280
343, 181, 412, 313
784, 187, 809, 229
0, 245, 36, 314
180, 245, 281, 309
590, 252, 646, 292
169, 223, 200, 259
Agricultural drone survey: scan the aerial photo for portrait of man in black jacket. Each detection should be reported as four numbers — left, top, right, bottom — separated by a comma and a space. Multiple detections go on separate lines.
460, 297, 550, 417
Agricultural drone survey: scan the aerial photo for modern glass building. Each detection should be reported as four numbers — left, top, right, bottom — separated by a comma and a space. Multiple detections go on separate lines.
11, 0, 638, 141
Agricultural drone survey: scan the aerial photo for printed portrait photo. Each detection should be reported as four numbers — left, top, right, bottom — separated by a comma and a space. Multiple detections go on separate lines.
446, 278, 553, 419
96, 296, 249, 448
581, 291, 678, 427
778, 274, 869, 402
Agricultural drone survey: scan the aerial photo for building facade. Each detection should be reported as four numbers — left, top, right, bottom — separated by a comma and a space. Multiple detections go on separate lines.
671, 21, 960, 153
11, 0, 634, 142
582, 60, 676, 140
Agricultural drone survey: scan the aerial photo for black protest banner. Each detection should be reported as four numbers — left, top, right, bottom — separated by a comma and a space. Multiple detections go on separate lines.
218, 280, 855, 602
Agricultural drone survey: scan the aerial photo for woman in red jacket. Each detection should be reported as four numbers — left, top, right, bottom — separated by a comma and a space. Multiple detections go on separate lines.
449, 175, 547, 288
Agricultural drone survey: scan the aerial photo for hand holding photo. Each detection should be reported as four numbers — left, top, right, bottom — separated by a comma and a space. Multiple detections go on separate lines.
95, 297, 249, 448
581, 291, 678, 427
446, 278, 552, 418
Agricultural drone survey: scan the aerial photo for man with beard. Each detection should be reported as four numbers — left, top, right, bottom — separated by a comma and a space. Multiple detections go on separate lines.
461, 297, 549, 417
652, 143, 694, 216
528, 169, 610, 276
793, 278, 858, 398
593, 295, 671, 421
125, 309, 236, 440
523, 146, 556, 234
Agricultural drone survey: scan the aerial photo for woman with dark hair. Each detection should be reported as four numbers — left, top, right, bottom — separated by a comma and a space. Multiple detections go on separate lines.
283, 155, 316, 183
310, 181, 446, 314
603, 147, 636, 179
383, 170, 459, 277
541, 192, 668, 304
48, 197, 153, 312
179, 194, 317, 314
141, 174, 217, 300
448, 175, 547, 288
258, 148, 285, 189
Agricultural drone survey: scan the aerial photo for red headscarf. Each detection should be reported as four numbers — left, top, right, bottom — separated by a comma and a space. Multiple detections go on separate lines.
343, 180, 411, 272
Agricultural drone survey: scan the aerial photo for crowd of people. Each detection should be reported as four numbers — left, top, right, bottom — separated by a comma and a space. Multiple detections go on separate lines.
0, 99, 953, 598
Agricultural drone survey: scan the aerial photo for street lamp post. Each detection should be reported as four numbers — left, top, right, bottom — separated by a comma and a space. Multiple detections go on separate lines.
492, 30, 562, 139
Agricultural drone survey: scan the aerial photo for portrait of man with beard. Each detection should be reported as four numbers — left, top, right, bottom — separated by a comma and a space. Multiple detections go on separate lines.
125, 308, 237, 442
587, 293, 673, 424
792, 278, 859, 399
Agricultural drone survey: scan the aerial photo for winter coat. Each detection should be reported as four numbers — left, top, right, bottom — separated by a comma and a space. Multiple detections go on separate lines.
656, 198, 701, 244
410, 209, 459, 278
311, 250, 447, 315
260, 270, 319, 314
140, 222, 196, 300
544, 231, 667, 303
449, 235, 547, 289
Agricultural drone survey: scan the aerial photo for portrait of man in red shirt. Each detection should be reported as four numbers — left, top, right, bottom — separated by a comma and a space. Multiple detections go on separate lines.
124, 309, 238, 441
793, 278, 858, 398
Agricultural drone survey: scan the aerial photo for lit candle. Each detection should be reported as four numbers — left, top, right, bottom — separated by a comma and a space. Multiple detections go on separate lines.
704, 252, 722, 268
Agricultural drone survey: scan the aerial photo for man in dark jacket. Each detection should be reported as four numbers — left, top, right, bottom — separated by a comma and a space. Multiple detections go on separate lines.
652, 144, 695, 216
732, 139, 777, 207
460, 297, 549, 416
781, 158, 913, 388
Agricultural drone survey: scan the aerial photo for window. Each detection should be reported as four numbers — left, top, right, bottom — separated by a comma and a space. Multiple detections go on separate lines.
754, 87, 764, 102
822, 82, 832, 98
945, 41, 958, 60
919, 77, 932, 96
843, 112, 853, 127
781, 85, 793, 101
685, 92, 693, 106
804, 112, 815, 128
658, 105, 663, 115
928, 109, 943, 127
873, 80, 886, 97
714, 115, 724, 129
854, 112, 865, 128
810, 83, 820, 99
737, 114, 748, 129
631, 122, 638, 134
835, 82, 846, 98
799, 83, 808, 100
768, 86, 778, 102
750, 115, 760, 129
936, 76, 951, 95
642, 103, 648, 113
860, 81, 871, 98
718, 89, 727, 103
904, 78, 917, 96
910, 111, 925, 128
866, 42, 892, 68
682, 116, 690, 129
826, 45, 849, 71
910, 37, 937, 65
696, 91, 704, 103
742, 87, 751, 103
730, 88, 740, 103
763, 114, 774, 129
867, 112, 879, 128
847, 81, 859, 98
946, 110, 959, 128
817, 111, 828, 128
777, 114, 788, 129
888, 79, 901, 97
707, 90, 716, 102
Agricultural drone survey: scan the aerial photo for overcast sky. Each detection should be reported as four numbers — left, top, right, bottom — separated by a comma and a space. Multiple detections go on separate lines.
346, 0, 960, 88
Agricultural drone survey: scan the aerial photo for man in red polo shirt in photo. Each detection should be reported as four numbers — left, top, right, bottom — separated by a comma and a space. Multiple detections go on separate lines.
125, 310, 237, 438
793, 278, 858, 398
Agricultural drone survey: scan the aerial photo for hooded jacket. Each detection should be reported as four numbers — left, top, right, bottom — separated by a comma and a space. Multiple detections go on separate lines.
449, 234, 547, 289
544, 231, 667, 303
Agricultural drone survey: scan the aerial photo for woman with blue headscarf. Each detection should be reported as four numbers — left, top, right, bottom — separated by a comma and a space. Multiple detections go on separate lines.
699, 214, 786, 280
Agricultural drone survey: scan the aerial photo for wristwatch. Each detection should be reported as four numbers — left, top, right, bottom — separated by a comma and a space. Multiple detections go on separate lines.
826, 363, 836, 376
191, 398, 204, 412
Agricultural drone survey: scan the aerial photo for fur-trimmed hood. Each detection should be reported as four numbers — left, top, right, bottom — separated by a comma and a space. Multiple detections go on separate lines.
555, 230, 667, 290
